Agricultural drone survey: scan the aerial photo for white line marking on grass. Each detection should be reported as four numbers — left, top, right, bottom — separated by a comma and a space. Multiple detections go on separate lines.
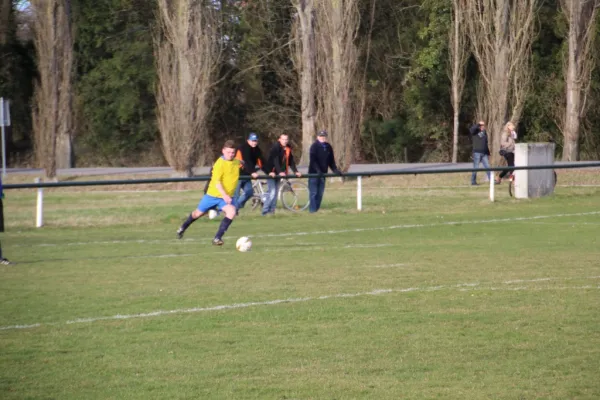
369, 263, 406, 268
123, 253, 196, 259
0, 323, 42, 331
262, 243, 395, 253
345, 244, 393, 248
254, 211, 600, 239
525, 222, 600, 226
460, 286, 600, 292
7, 210, 600, 249
2, 276, 599, 332
503, 277, 553, 284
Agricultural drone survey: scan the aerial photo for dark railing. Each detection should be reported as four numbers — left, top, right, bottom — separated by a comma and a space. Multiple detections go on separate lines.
4, 162, 600, 190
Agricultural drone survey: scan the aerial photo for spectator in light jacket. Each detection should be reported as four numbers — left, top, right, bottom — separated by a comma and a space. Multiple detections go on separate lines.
496, 121, 517, 184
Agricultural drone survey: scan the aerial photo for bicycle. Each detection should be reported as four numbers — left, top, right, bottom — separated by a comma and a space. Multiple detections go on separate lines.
243, 177, 310, 212
507, 169, 557, 197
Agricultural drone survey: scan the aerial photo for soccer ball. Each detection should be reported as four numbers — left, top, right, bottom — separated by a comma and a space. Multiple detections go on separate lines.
236, 236, 252, 252
208, 209, 218, 220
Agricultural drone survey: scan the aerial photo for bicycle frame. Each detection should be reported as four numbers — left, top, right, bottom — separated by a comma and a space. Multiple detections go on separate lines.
243, 177, 309, 212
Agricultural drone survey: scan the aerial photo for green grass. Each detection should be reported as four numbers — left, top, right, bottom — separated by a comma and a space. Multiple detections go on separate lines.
1, 173, 600, 399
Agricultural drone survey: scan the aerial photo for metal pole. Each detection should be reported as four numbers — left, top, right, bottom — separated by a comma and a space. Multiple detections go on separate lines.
35, 178, 43, 228
0, 97, 5, 178
357, 175, 362, 211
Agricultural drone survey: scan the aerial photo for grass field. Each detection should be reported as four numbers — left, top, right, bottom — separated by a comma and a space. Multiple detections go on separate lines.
1, 171, 600, 399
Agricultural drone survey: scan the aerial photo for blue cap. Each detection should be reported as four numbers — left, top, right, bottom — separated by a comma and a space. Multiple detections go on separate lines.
248, 132, 258, 141
317, 130, 328, 137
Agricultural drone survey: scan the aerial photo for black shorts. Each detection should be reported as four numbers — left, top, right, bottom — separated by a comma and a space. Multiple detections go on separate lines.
0, 199, 4, 232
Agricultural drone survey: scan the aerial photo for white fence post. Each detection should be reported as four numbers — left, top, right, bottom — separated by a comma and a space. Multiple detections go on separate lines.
489, 170, 495, 202
0, 97, 8, 178
35, 178, 43, 228
357, 175, 362, 211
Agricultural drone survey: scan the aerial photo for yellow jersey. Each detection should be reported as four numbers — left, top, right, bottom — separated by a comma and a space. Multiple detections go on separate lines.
206, 157, 241, 198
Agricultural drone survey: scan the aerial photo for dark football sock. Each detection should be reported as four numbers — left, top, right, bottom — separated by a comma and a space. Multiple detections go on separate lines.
180, 214, 197, 231
0, 242, 3, 258
215, 217, 233, 240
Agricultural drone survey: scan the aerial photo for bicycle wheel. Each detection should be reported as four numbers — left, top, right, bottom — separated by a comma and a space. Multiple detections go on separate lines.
250, 195, 262, 211
279, 180, 310, 212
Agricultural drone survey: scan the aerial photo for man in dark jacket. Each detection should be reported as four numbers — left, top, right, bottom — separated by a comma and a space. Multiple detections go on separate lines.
308, 130, 342, 213
0, 177, 11, 265
262, 133, 301, 215
233, 132, 266, 211
469, 120, 491, 185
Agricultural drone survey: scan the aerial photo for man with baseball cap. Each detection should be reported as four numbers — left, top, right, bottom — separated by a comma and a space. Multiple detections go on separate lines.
233, 132, 266, 211
308, 129, 342, 213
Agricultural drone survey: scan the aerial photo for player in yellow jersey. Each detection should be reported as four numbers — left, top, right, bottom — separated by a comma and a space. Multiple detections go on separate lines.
176, 140, 240, 246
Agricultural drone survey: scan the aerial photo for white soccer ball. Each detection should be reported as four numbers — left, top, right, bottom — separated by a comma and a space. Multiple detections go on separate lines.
236, 236, 252, 252
208, 209, 218, 220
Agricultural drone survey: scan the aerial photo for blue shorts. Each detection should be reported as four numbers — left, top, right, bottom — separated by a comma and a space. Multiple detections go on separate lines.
197, 195, 231, 213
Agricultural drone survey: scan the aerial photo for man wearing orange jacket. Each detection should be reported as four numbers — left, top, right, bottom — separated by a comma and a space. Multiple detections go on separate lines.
262, 134, 301, 215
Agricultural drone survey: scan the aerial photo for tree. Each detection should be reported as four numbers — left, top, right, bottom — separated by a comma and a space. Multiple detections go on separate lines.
155, 0, 222, 176
31, 0, 74, 177
560, 0, 599, 161
74, 0, 158, 165
449, 0, 469, 163
314, 0, 361, 170
465, 0, 538, 160
1, 1, 36, 158
292, 0, 317, 165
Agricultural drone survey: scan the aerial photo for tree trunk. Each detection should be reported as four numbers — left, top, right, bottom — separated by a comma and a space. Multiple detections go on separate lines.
314, 0, 360, 170
296, 0, 316, 166
561, 0, 598, 161
55, 0, 73, 170
155, 0, 221, 176
32, 0, 74, 178
452, 109, 460, 163
563, 44, 581, 161
489, 46, 509, 163
0, 0, 11, 45
449, 0, 468, 164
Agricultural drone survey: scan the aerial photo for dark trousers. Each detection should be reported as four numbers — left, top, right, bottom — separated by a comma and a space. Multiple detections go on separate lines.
308, 177, 326, 213
499, 152, 515, 179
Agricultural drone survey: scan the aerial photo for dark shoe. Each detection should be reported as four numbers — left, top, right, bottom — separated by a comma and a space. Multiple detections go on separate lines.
0, 258, 12, 265
471, 182, 479, 186
176, 228, 185, 239
212, 238, 224, 246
